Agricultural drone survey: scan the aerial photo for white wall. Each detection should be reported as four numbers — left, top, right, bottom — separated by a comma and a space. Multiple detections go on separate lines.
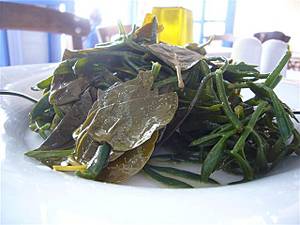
233, 0, 300, 53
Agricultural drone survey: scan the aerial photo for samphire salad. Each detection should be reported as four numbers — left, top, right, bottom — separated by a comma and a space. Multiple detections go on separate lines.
25, 19, 300, 188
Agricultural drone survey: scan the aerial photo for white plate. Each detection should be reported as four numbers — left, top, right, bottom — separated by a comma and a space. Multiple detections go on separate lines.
1, 64, 300, 225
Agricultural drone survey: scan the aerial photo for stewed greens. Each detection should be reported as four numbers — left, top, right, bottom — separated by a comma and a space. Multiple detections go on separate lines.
25, 19, 299, 187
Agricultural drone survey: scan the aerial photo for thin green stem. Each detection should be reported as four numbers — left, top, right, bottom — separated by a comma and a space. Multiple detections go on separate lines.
25, 149, 73, 159
230, 101, 268, 180
151, 62, 162, 80
77, 143, 111, 180
227, 82, 252, 89
215, 69, 242, 130
190, 133, 223, 147
143, 165, 193, 188
251, 130, 268, 171
148, 165, 219, 184
201, 129, 236, 182
265, 49, 291, 88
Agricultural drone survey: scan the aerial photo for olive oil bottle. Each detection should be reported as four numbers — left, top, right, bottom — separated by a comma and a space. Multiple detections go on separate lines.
147, 7, 193, 46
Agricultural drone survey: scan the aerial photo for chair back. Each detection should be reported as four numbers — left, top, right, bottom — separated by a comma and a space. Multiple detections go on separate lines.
97, 25, 132, 42
254, 31, 290, 43
211, 34, 235, 42
0, 2, 90, 49
204, 34, 235, 47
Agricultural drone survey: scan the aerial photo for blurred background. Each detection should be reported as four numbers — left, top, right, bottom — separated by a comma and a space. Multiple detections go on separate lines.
0, 0, 300, 68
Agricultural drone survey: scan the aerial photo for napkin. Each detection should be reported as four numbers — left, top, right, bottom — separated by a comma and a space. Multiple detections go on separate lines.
260, 39, 288, 75
231, 37, 262, 68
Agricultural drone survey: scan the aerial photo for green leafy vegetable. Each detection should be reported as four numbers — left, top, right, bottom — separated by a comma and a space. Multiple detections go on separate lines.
24, 20, 299, 187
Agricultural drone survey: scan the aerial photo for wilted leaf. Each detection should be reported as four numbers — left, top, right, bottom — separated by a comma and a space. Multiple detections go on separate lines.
147, 43, 202, 71
79, 70, 155, 129
75, 130, 99, 162
50, 77, 90, 106
97, 70, 154, 108
108, 150, 125, 162
50, 59, 121, 106
147, 43, 202, 88
38, 89, 93, 151
97, 131, 158, 183
88, 91, 178, 151
50, 59, 77, 93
